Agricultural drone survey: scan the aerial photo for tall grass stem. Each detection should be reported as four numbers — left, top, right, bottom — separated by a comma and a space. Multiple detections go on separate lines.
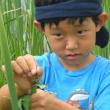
0, 9, 19, 110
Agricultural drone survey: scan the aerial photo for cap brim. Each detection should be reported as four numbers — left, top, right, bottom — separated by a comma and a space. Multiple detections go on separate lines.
96, 27, 109, 48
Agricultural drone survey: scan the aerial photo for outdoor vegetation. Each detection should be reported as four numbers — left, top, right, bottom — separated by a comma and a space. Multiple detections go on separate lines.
0, 0, 110, 110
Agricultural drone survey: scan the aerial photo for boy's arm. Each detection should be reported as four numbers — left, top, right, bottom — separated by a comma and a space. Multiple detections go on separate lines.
30, 89, 80, 110
0, 84, 27, 110
0, 85, 11, 110
49, 98, 80, 110
53, 99, 80, 110
0, 54, 42, 110
0, 84, 12, 110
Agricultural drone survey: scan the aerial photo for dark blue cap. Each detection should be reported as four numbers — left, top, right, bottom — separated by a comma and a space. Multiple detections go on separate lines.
36, 0, 109, 48
36, 0, 103, 20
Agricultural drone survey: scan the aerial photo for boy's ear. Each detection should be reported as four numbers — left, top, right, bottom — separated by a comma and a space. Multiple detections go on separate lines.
34, 20, 44, 32
97, 12, 108, 31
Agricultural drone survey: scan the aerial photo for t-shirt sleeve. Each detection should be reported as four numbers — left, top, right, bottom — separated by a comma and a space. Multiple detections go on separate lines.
94, 64, 110, 110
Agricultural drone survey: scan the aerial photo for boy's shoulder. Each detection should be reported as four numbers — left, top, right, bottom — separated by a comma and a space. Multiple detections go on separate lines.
96, 56, 110, 65
95, 56, 110, 73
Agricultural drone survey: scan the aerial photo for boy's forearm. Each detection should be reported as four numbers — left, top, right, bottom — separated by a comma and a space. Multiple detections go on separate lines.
0, 84, 26, 110
0, 84, 12, 110
52, 98, 80, 110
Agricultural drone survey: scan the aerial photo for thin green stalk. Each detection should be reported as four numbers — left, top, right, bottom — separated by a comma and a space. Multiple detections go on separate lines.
0, 9, 19, 110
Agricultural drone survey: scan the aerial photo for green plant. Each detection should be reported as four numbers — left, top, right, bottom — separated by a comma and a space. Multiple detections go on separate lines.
0, 8, 19, 110
0, 0, 44, 86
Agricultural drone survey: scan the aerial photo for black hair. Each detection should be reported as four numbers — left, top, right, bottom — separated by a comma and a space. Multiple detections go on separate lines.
39, 16, 99, 29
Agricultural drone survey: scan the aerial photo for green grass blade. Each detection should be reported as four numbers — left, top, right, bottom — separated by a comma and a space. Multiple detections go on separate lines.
0, 9, 19, 110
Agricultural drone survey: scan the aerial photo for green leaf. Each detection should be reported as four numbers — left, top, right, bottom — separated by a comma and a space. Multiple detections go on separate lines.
0, 9, 19, 110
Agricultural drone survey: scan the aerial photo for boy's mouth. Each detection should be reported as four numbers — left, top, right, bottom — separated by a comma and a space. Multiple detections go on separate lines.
66, 54, 80, 60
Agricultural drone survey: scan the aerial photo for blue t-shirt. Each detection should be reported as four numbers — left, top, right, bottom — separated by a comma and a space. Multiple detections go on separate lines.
34, 52, 110, 110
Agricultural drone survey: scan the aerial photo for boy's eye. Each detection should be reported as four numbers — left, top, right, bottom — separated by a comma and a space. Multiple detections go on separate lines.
54, 33, 61, 36
52, 33, 63, 38
78, 30, 83, 34
77, 30, 88, 35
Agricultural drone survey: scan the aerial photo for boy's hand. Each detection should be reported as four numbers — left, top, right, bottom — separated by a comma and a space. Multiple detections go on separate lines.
29, 89, 80, 110
11, 54, 42, 95
29, 89, 57, 110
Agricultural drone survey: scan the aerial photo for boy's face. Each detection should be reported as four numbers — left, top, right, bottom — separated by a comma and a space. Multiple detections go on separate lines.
43, 17, 100, 69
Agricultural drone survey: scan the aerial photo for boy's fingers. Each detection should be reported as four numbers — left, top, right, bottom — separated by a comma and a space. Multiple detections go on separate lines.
23, 54, 36, 73
15, 56, 30, 73
36, 89, 44, 94
23, 54, 42, 75
36, 66, 42, 75
11, 61, 24, 75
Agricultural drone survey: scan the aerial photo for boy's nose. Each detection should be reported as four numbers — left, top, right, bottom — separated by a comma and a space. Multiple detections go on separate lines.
66, 38, 78, 50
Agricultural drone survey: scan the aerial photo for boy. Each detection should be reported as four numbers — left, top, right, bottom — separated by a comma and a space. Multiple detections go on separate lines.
0, 0, 110, 110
